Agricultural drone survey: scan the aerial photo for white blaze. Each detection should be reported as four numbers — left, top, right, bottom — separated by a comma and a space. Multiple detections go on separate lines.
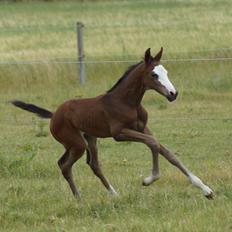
153, 65, 176, 94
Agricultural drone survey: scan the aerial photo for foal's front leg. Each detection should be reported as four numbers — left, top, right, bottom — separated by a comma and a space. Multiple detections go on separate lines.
114, 128, 161, 186
144, 126, 213, 198
143, 127, 160, 185
159, 144, 214, 199
115, 128, 214, 199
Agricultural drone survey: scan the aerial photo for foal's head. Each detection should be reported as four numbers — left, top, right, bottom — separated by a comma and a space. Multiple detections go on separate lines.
142, 48, 178, 102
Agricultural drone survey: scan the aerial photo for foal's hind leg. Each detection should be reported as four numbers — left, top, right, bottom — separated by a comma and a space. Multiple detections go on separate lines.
58, 138, 86, 197
84, 134, 118, 195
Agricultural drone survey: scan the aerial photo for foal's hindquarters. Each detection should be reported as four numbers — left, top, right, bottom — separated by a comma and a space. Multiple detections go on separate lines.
50, 99, 117, 197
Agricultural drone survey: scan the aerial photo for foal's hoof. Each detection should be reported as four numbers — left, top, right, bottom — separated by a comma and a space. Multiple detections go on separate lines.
142, 175, 160, 186
203, 186, 214, 200
205, 191, 214, 200
142, 181, 150, 186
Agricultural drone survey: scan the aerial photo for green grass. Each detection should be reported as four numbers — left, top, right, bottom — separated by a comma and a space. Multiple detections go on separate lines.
0, 0, 232, 231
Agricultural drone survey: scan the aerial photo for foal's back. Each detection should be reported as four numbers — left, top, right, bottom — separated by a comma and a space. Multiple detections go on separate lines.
50, 95, 112, 142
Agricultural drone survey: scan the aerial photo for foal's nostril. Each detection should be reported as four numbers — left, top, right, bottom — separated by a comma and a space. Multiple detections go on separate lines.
167, 91, 178, 102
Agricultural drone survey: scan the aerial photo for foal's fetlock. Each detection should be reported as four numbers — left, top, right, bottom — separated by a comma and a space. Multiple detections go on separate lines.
73, 191, 81, 199
142, 174, 160, 186
108, 185, 119, 196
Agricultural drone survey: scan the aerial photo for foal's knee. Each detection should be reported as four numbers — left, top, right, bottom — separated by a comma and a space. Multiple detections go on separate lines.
147, 139, 160, 153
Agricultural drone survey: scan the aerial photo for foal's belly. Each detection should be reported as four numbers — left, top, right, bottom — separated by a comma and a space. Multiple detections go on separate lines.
69, 100, 112, 138
76, 114, 112, 138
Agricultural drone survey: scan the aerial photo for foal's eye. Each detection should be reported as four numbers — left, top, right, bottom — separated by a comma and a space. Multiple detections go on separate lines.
151, 73, 158, 79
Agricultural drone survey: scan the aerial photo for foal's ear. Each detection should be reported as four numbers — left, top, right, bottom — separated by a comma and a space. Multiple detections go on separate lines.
144, 48, 153, 65
153, 47, 163, 62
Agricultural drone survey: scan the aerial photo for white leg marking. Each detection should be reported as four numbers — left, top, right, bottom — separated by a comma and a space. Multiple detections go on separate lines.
108, 185, 118, 196
189, 173, 213, 197
143, 173, 160, 186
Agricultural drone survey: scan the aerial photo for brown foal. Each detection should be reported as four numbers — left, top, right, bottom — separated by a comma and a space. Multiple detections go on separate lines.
12, 48, 213, 199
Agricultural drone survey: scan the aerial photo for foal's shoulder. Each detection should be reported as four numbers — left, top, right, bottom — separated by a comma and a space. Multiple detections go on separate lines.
138, 105, 147, 113
137, 105, 148, 120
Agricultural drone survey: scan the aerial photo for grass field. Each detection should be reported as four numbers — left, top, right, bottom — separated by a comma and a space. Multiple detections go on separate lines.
0, 0, 232, 231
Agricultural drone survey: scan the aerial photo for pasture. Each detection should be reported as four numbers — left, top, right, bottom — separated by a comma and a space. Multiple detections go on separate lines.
0, 0, 232, 231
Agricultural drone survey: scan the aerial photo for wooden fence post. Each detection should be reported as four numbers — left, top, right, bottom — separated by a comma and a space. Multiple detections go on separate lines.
76, 22, 85, 84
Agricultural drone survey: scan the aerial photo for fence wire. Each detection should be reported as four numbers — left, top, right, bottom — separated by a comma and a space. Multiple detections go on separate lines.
1, 46, 232, 58
0, 57, 232, 65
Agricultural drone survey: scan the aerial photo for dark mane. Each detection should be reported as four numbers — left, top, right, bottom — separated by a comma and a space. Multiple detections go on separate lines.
107, 61, 143, 93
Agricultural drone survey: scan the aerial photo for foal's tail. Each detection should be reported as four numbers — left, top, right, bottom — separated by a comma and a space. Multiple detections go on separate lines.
11, 100, 53, 119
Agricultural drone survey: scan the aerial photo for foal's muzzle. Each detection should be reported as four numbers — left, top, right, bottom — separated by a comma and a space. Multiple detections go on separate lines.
167, 91, 178, 102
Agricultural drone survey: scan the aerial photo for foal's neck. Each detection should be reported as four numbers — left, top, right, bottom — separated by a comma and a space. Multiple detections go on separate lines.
109, 66, 145, 107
